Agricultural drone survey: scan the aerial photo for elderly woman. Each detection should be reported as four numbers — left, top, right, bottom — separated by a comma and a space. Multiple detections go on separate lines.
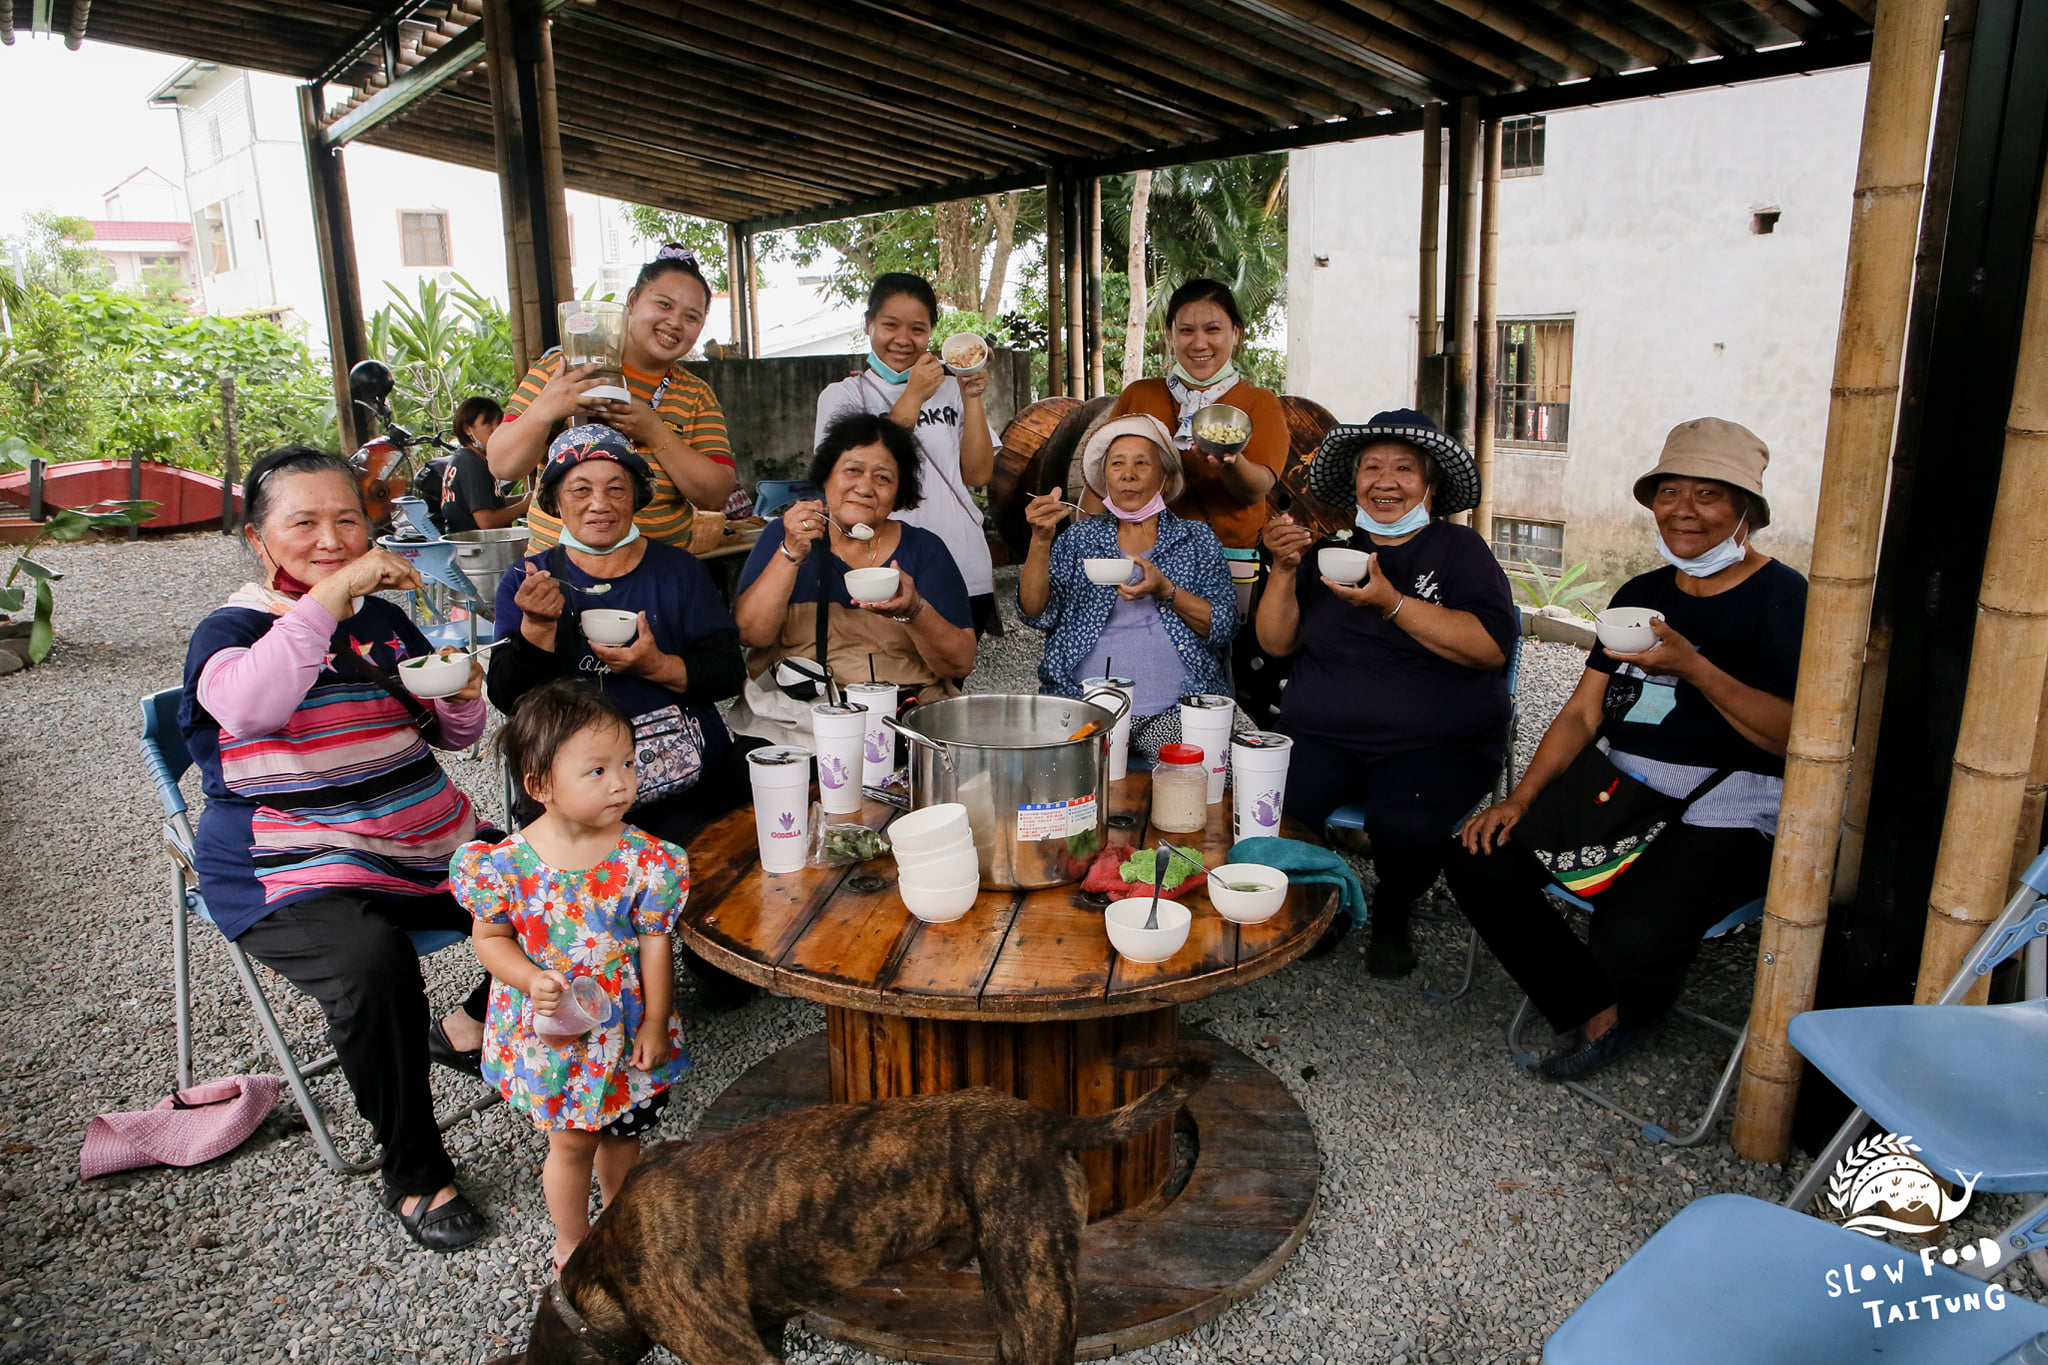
1258, 410, 1518, 976
1448, 419, 1803, 1081
487, 244, 736, 551
1019, 413, 1235, 755
727, 411, 976, 748
181, 446, 491, 1251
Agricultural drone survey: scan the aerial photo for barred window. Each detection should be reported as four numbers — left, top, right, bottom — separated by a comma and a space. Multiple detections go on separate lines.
400, 211, 451, 268
1503, 116, 1546, 177
1491, 517, 1565, 571
1494, 319, 1573, 448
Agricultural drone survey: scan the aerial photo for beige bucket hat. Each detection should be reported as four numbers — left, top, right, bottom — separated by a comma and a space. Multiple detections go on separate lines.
1080, 413, 1185, 504
1632, 417, 1772, 530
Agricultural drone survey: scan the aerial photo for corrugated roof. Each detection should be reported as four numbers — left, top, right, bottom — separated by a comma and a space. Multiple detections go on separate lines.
87, 220, 194, 242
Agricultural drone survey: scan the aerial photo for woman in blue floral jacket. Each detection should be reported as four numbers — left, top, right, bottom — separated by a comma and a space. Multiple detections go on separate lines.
1018, 413, 1236, 756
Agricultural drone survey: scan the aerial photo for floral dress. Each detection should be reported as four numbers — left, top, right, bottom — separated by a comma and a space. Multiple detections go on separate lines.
449, 828, 690, 1131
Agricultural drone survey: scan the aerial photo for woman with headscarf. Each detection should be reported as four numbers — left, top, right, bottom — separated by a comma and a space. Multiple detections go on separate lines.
1019, 413, 1235, 756
1258, 410, 1518, 976
1448, 419, 1803, 1081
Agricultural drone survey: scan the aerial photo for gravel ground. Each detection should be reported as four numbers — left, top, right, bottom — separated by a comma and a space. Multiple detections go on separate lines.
2, 541, 2038, 1364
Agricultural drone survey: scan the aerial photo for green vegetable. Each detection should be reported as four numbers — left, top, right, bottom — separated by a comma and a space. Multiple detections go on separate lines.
824, 824, 888, 863
1119, 845, 1204, 887
1225, 881, 1272, 893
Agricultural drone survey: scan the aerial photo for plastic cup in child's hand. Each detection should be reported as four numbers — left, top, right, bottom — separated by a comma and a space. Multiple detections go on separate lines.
534, 976, 608, 1039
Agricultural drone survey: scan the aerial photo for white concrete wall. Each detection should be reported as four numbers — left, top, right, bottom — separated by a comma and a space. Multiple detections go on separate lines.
1288, 66, 1871, 574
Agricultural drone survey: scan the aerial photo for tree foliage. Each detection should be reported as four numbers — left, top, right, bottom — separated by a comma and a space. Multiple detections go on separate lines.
366, 275, 517, 434
1, 212, 111, 295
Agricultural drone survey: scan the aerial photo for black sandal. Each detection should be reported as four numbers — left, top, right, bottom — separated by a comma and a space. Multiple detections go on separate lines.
382, 1185, 488, 1252
426, 1017, 484, 1077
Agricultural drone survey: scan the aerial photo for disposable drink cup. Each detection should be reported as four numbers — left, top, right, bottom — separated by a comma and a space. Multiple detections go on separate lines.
1083, 675, 1135, 781
811, 703, 869, 815
747, 746, 814, 873
533, 975, 609, 1040
1179, 693, 1236, 804
1231, 732, 1294, 842
845, 682, 899, 789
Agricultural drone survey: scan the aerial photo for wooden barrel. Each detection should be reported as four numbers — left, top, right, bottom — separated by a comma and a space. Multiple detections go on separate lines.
1270, 395, 1351, 536
990, 396, 1113, 560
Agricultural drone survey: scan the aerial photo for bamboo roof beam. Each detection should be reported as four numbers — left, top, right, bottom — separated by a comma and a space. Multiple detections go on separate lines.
1194, 0, 1503, 96
64, 0, 89, 49
1319, 0, 1549, 86
1611, 0, 1752, 59
1158, 0, 1430, 109
1413, 0, 1609, 78
1529, 0, 1685, 68
1731, 0, 1818, 42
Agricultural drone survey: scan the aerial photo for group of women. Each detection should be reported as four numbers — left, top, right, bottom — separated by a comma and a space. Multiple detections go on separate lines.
176, 242, 1804, 1256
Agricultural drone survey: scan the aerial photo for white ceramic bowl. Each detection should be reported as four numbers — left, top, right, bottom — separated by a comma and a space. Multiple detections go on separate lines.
1206, 863, 1287, 924
1083, 557, 1135, 586
940, 333, 989, 374
901, 873, 981, 923
843, 566, 901, 603
400, 651, 472, 700
897, 847, 981, 887
1105, 897, 1193, 963
1595, 607, 1666, 655
890, 803, 971, 855
893, 836, 976, 869
1318, 547, 1372, 584
581, 608, 638, 645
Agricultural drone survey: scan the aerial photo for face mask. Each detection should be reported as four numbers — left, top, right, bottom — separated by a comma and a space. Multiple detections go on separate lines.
1657, 518, 1748, 578
1169, 357, 1238, 391
557, 522, 642, 556
1358, 502, 1430, 538
262, 545, 363, 616
1106, 492, 1168, 523
867, 352, 913, 386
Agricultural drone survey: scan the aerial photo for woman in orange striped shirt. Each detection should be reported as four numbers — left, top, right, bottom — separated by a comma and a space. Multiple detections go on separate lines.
487, 245, 737, 551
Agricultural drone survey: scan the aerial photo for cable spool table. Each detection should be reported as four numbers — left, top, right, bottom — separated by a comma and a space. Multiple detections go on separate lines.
677, 772, 1334, 1362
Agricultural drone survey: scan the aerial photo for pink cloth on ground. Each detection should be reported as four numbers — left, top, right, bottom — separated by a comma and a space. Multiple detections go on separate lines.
79, 1075, 281, 1180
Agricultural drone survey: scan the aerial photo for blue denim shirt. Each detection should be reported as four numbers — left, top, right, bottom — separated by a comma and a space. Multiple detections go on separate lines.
1017, 509, 1236, 707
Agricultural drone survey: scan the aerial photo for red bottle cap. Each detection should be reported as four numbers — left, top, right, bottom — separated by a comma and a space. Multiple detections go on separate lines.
1158, 743, 1204, 766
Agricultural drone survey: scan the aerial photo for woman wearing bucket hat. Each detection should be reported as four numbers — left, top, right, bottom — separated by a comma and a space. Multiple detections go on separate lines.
1018, 413, 1236, 756
1257, 410, 1518, 976
1448, 417, 1805, 1082
487, 425, 758, 1008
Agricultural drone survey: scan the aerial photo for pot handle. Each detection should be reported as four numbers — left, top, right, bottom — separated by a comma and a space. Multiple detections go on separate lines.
880, 713, 952, 773
1079, 685, 1133, 728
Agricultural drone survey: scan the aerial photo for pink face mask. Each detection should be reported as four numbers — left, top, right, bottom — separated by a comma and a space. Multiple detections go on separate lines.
1106, 492, 1168, 522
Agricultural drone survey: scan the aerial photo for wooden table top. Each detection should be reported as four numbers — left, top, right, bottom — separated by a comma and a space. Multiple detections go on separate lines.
676, 773, 1337, 1023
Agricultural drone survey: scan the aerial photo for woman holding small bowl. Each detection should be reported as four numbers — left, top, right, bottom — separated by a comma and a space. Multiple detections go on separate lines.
1019, 413, 1235, 758
1447, 418, 1804, 1082
487, 245, 737, 552
815, 273, 1001, 635
727, 411, 977, 750
1257, 410, 1518, 976
180, 446, 493, 1250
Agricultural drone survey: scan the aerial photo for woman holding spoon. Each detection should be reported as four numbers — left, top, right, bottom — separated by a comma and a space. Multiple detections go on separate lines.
488, 245, 736, 552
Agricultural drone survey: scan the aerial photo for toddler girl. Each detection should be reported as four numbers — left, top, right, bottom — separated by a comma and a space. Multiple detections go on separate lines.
451, 680, 689, 1274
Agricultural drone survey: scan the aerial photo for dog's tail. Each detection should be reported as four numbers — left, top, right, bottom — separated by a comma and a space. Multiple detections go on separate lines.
1051, 1048, 1213, 1151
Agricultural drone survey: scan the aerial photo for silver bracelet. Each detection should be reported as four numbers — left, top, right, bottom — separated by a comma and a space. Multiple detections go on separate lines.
1385, 596, 1406, 623
777, 540, 801, 565
889, 598, 926, 625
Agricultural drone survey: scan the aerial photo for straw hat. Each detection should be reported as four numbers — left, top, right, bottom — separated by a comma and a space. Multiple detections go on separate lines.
80, 1074, 281, 1180
1632, 418, 1772, 529
1308, 409, 1481, 517
1080, 413, 1186, 504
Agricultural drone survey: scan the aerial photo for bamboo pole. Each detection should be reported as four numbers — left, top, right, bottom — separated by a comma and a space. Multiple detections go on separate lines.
1418, 102, 1442, 401
1067, 178, 1086, 399
1474, 117, 1501, 544
2011, 669, 2048, 899
1045, 174, 1065, 398
1834, 0, 1977, 901
744, 234, 762, 356
1446, 98, 1480, 450
1916, 154, 2048, 1004
1731, 0, 1949, 1163
534, 15, 573, 316
1089, 178, 1105, 399
725, 223, 746, 357
1123, 170, 1152, 390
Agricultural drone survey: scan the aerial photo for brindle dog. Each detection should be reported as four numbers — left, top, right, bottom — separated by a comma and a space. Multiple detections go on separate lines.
487, 1048, 1212, 1365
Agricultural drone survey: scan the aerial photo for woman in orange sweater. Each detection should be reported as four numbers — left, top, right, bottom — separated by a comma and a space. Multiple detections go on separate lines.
1103, 279, 1286, 590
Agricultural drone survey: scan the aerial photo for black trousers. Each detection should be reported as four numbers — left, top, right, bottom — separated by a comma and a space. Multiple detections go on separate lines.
1443, 820, 1774, 1032
1283, 740, 1502, 921
235, 890, 490, 1197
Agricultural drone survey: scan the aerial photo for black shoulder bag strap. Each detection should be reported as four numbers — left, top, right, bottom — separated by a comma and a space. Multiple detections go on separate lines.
328, 626, 438, 733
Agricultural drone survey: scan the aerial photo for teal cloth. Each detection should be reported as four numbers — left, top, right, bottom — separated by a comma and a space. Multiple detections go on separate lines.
1227, 836, 1369, 928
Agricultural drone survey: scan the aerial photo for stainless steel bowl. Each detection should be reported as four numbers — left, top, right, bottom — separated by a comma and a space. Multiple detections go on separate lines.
1190, 402, 1252, 460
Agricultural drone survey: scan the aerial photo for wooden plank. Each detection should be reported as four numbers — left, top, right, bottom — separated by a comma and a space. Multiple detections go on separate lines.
975, 897, 1115, 1011
781, 864, 920, 999
883, 888, 1024, 1005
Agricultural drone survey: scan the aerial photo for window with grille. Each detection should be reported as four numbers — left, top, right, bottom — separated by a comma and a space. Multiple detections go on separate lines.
1502, 116, 1546, 177
400, 211, 451, 268
1491, 517, 1565, 571
1494, 319, 1573, 448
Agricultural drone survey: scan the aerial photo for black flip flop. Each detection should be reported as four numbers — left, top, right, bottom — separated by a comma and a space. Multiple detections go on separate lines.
382, 1185, 488, 1252
426, 1017, 484, 1077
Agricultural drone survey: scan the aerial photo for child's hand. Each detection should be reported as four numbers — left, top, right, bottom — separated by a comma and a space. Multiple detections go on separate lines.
530, 969, 570, 1016
630, 1024, 670, 1072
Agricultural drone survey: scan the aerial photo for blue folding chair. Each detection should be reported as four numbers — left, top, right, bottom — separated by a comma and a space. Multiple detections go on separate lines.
1783, 848, 2048, 1278
1544, 1193, 2048, 1364
1504, 888, 1765, 1146
1324, 632, 1522, 1001
141, 688, 498, 1175
753, 479, 820, 519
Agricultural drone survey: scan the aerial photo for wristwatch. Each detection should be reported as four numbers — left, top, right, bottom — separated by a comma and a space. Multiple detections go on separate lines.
889, 598, 927, 625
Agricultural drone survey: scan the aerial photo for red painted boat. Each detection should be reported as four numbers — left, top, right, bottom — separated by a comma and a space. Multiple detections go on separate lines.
0, 460, 242, 540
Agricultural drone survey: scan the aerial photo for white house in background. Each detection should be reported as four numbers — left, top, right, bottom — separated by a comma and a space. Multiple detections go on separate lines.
101, 168, 186, 223
1287, 65, 1870, 576
85, 170, 197, 294
143, 61, 635, 356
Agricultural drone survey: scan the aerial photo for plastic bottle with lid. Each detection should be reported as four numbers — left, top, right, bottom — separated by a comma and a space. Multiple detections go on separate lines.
1152, 743, 1209, 833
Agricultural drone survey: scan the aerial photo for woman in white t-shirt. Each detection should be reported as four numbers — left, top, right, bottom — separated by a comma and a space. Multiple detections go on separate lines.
814, 273, 1001, 635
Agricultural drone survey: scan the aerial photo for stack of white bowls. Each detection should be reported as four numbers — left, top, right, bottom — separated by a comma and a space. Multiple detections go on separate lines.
889, 803, 981, 923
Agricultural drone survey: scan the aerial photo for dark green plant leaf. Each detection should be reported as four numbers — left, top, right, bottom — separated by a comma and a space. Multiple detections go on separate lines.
11, 556, 61, 582
28, 578, 53, 662
0, 586, 24, 614
38, 508, 96, 542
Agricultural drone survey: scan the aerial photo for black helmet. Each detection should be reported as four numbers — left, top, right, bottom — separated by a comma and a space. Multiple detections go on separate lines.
348, 359, 395, 408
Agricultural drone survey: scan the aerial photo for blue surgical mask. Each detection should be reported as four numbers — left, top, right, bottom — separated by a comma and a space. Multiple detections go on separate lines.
867, 352, 913, 385
1358, 502, 1431, 538
557, 522, 642, 556
1658, 518, 1747, 578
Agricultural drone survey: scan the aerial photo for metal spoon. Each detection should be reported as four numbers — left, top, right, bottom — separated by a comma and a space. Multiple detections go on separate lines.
1144, 840, 1170, 931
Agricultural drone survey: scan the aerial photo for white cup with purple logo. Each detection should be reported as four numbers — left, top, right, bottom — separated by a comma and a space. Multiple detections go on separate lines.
746, 745, 814, 873
1230, 731, 1294, 842
1082, 674, 1135, 781
811, 702, 869, 816
1179, 693, 1236, 804
844, 681, 899, 790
